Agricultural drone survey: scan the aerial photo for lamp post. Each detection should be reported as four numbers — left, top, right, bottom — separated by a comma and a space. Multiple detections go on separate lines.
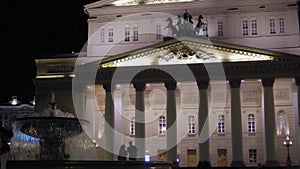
283, 135, 292, 166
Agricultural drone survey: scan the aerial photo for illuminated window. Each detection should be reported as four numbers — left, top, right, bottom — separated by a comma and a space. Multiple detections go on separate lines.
130, 117, 135, 136
188, 115, 195, 135
249, 149, 257, 163
270, 18, 276, 34
217, 21, 224, 37
100, 28, 105, 43
108, 28, 114, 42
133, 27, 139, 41
248, 114, 255, 133
159, 116, 166, 135
218, 115, 225, 133
251, 19, 257, 35
125, 26, 130, 41
156, 24, 162, 40
242, 20, 248, 35
279, 17, 285, 33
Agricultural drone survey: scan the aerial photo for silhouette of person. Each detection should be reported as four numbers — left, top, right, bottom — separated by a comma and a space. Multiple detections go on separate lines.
118, 144, 127, 161
127, 141, 137, 160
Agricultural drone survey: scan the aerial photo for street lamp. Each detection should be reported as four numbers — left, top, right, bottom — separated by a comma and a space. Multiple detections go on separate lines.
283, 135, 292, 166
30, 96, 36, 105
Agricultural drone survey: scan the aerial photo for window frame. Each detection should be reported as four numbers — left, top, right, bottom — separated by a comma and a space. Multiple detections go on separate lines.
125, 26, 130, 42
188, 115, 196, 135
159, 115, 166, 136
242, 20, 248, 35
248, 114, 256, 133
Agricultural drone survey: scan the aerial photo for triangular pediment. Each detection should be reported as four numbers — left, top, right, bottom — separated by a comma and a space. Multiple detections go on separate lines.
100, 36, 300, 68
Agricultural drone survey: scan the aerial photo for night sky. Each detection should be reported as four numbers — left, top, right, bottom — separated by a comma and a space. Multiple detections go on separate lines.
1, 1, 96, 104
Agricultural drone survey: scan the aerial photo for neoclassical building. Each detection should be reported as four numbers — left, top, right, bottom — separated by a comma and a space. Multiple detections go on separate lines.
31, 0, 300, 167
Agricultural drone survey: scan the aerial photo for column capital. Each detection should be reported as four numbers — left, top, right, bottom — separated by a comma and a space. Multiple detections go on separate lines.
197, 80, 209, 90
229, 79, 241, 88
133, 82, 146, 91
103, 83, 115, 92
262, 78, 275, 87
164, 81, 177, 91
295, 77, 300, 86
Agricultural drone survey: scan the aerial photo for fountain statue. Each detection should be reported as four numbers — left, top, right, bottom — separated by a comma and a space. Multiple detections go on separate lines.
14, 93, 87, 160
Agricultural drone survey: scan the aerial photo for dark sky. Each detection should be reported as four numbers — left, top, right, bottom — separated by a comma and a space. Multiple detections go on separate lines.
1, 1, 96, 104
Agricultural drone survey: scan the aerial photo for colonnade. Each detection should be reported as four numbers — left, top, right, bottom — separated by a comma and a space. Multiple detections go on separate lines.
100, 78, 300, 166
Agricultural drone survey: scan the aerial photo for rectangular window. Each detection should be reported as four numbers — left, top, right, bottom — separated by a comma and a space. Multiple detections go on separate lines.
133, 27, 138, 41
156, 24, 162, 40
270, 18, 276, 34
249, 149, 257, 163
202, 23, 208, 36
159, 116, 166, 135
188, 116, 195, 135
251, 20, 257, 35
279, 17, 285, 33
218, 115, 225, 134
125, 27, 130, 41
130, 117, 135, 136
242, 20, 248, 35
100, 28, 105, 43
108, 28, 113, 42
248, 114, 256, 133
217, 21, 224, 37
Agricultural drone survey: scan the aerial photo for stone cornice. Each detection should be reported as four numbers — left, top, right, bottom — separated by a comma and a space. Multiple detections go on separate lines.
86, 0, 297, 18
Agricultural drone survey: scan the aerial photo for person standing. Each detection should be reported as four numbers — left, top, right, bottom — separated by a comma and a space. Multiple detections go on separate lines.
118, 144, 127, 161
127, 141, 137, 161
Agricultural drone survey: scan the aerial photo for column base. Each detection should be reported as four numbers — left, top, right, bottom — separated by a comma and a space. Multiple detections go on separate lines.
264, 160, 280, 167
231, 161, 245, 167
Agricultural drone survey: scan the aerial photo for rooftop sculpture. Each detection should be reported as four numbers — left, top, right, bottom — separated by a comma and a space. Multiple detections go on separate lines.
165, 10, 204, 37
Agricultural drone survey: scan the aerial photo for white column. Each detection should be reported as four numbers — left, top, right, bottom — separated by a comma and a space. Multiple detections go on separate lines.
262, 78, 279, 166
165, 81, 177, 162
103, 83, 115, 160
197, 80, 210, 163
133, 82, 146, 161
229, 79, 245, 167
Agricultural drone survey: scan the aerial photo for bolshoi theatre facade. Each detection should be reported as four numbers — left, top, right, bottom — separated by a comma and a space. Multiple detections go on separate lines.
31, 0, 300, 167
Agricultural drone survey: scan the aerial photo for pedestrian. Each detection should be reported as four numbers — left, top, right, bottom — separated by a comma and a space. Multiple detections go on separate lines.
127, 141, 137, 161
118, 144, 127, 161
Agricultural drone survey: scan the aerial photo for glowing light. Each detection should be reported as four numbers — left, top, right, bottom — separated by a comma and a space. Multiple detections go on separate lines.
10, 96, 20, 105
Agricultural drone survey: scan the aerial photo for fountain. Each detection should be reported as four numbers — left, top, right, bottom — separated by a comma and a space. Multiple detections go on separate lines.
14, 93, 87, 160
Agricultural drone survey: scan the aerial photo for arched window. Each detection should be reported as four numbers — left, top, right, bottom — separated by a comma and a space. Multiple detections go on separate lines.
130, 117, 135, 136
279, 17, 285, 33
242, 20, 248, 35
251, 19, 257, 35
99, 27, 105, 43
269, 18, 276, 34
188, 115, 195, 135
159, 116, 166, 135
218, 115, 225, 134
248, 114, 255, 133
217, 21, 224, 37
278, 110, 288, 135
